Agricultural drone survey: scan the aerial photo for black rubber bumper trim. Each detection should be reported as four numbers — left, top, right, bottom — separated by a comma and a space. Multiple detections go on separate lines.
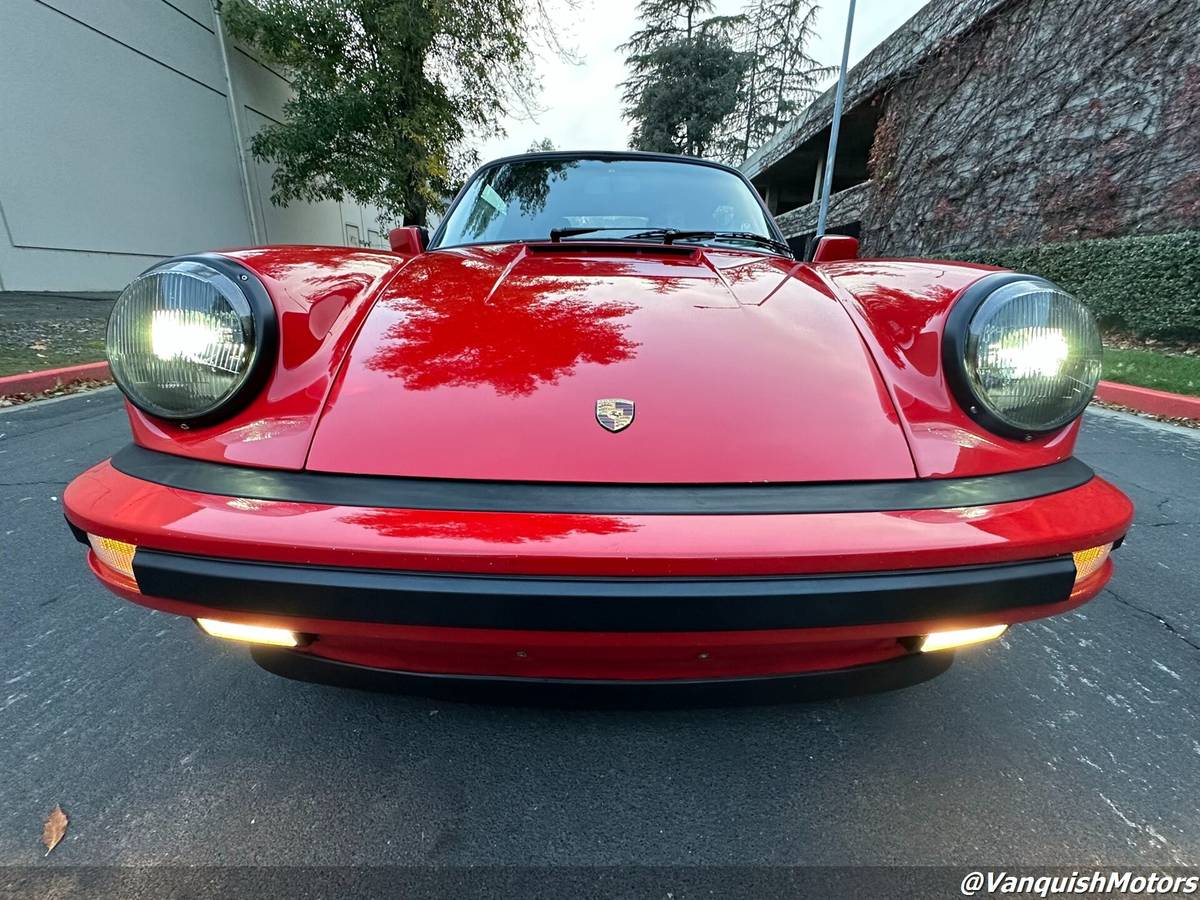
109, 444, 1095, 515
249, 645, 956, 707
64, 513, 89, 545
132, 551, 1077, 631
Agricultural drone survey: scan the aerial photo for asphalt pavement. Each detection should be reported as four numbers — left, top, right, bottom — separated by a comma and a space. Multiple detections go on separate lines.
1, 389, 1198, 877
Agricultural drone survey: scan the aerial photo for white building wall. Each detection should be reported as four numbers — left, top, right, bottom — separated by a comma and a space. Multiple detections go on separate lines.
0, 0, 391, 293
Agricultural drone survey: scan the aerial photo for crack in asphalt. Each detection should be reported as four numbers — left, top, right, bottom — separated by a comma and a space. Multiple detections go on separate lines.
1089, 467, 1171, 501
1107, 587, 1200, 653
1145, 499, 1198, 527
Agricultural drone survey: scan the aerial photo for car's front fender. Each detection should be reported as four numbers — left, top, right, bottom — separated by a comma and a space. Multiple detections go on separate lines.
818, 259, 1083, 478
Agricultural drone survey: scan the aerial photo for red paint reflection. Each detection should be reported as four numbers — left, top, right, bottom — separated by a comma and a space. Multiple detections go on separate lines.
340, 509, 639, 544
366, 263, 640, 396
848, 281, 956, 371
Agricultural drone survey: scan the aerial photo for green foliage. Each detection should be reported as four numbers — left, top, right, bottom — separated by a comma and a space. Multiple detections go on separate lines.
960, 231, 1200, 340
1102, 347, 1200, 397
717, 0, 832, 164
221, 0, 547, 223
620, 0, 748, 156
627, 36, 751, 155
619, 0, 829, 162
620, 0, 727, 61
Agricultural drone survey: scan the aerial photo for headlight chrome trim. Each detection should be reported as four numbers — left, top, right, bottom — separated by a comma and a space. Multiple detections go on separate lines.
942, 272, 1099, 440
107, 254, 278, 425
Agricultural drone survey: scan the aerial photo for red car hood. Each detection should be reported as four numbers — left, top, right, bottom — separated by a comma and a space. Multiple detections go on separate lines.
306, 244, 916, 483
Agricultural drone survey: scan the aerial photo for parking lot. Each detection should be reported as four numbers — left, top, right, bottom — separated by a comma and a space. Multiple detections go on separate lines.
2, 388, 1198, 874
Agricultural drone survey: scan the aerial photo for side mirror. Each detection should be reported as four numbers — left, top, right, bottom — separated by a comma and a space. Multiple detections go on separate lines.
388, 226, 426, 256
811, 235, 859, 263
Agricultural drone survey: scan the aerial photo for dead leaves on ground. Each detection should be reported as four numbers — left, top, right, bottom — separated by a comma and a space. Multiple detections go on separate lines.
0, 378, 112, 408
42, 805, 68, 855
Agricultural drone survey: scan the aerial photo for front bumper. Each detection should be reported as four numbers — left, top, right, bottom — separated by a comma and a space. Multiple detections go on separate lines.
64, 446, 1132, 689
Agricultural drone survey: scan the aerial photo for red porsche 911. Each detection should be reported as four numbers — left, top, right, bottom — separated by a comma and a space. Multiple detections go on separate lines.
64, 151, 1132, 703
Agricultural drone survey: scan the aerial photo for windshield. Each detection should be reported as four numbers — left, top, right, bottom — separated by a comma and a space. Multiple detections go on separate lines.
432, 157, 780, 252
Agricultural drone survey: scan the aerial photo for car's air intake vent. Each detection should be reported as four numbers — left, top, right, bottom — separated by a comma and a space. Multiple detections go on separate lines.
528, 242, 697, 256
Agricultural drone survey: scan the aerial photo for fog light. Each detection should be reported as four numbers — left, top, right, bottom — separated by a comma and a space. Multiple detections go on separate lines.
87, 534, 137, 580
919, 624, 1007, 653
197, 618, 299, 647
1072, 543, 1112, 581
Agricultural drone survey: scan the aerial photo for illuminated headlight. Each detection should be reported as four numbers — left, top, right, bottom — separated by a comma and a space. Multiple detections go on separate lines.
107, 258, 275, 421
944, 275, 1102, 437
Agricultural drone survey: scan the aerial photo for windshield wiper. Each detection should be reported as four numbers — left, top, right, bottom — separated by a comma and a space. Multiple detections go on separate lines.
548, 226, 791, 257
549, 226, 664, 242
653, 230, 793, 256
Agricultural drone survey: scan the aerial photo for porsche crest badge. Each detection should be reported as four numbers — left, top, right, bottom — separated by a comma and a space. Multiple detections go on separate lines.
595, 398, 635, 433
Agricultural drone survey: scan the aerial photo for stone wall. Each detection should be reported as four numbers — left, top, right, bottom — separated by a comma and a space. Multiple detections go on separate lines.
861, 0, 1200, 256
742, 0, 1009, 181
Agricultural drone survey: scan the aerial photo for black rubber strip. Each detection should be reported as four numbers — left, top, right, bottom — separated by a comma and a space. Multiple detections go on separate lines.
109, 444, 1094, 515
64, 513, 89, 546
249, 645, 956, 707
133, 551, 1077, 631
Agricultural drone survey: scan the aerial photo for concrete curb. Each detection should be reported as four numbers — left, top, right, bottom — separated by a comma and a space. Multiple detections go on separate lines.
1096, 379, 1200, 420
0, 361, 111, 397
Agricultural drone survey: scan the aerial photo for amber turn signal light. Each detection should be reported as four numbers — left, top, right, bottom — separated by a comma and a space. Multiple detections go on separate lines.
919, 624, 1007, 653
196, 618, 300, 648
86, 534, 137, 581
1072, 543, 1113, 582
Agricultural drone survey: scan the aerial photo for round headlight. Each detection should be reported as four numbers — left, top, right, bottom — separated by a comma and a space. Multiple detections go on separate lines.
107, 258, 274, 421
944, 275, 1101, 437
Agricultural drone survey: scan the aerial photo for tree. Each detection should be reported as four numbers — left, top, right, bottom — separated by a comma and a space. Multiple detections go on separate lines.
717, 0, 833, 163
221, 0, 569, 224
619, 0, 748, 157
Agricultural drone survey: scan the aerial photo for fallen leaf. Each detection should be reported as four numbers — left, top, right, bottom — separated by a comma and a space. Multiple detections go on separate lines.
29, 341, 48, 351
42, 805, 68, 855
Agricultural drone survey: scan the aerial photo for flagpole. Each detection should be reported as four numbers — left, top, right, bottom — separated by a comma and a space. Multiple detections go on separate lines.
814, 0, 857, 241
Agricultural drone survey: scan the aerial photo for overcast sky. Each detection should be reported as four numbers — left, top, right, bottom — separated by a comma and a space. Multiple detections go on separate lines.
475, 0, 932, 162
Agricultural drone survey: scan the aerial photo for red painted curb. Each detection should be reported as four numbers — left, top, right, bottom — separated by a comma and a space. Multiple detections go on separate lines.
0, 361, 110, 397
1096, 379, 1200, 420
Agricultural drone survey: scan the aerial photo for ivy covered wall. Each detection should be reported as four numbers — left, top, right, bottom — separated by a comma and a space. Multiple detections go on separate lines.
861, 0, 1200, 257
